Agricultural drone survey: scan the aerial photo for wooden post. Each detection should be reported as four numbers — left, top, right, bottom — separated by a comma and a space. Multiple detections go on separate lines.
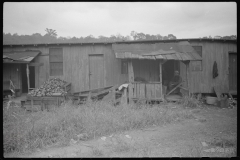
159, 60, 163, 101
26, 64, 30, 93
121, 88, 127, 105
186, 61, 190, 97
111, 86, 116, 104
128, 60, 134, 104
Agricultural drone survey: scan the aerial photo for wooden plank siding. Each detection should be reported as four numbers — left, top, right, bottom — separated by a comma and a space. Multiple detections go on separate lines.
186, 41, 237, 93
3, 40, 236, 95
3, 44, 127, 93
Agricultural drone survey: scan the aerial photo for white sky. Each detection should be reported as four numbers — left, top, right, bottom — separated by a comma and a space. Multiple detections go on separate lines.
3, 2, 237, 39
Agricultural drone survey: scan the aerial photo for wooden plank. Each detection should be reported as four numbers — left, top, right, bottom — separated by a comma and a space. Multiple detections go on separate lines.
146, 83, 151, 99
128, 83, 133, 101
155, 83, 161, 98
139, 83, 145, 98
128, 60, 134, 82
28, 63, 44, 66
159, 62, 162, 98
133, 83, 137, 98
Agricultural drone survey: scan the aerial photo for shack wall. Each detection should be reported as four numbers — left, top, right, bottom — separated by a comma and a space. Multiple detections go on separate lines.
3, 44, 127, 93
180, 41, 237, 94
3, 63, 21, 91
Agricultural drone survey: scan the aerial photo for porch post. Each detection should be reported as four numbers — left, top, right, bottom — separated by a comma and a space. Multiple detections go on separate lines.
186, 61, 190, 96
26, 64, 30, 93
128, 60, 134, 103
159, 60, 163, 101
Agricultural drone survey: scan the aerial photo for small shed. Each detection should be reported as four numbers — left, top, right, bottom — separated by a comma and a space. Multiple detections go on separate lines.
112, 41, 202, 102
3, 50, 42, 96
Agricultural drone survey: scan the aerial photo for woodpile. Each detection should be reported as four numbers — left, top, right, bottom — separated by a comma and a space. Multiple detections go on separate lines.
28, 78, 68, 97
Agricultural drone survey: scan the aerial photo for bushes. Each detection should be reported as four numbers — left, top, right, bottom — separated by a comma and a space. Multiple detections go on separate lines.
4, 100, 194, 155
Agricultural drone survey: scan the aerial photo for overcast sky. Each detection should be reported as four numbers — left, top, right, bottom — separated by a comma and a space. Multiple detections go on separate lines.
3, 2, 237, 39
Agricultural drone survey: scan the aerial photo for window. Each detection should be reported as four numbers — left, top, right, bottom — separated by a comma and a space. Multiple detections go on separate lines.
121, 60, 128, 74
192, 46, 202, 71
49, 48, 63, 76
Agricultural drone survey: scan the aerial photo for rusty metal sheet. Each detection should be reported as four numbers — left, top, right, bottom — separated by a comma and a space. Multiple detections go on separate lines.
131, 54, 140, 59
164, 54, 175, 60
112, 41, 202, 61
3, 50, 40, 63
174, 52, 183, 60
155, 55, 164, 59
124, 52, 132, 58
179, 52, 189, 60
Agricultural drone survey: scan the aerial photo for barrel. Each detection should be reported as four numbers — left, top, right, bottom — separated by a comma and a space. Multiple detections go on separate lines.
206, 96, 217, 105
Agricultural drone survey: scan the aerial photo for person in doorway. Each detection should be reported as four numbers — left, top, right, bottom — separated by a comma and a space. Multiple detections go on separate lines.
168, 70, 182, 94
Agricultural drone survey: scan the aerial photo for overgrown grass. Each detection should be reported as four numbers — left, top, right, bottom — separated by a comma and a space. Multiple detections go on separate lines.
3, 100, 195, 155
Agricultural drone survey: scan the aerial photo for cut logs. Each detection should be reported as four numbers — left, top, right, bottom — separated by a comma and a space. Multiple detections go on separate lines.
28, 78, 68, 97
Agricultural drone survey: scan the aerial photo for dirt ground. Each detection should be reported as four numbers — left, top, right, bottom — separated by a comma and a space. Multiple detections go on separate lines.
5, 104, 237, 158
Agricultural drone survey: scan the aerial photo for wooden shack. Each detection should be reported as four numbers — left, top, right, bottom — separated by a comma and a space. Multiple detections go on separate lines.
3, 38, 237, 100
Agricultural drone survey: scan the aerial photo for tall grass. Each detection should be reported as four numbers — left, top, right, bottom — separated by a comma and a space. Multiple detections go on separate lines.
3, 100, 194, 155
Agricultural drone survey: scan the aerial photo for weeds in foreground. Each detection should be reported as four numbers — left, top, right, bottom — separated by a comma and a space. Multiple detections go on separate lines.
91, 147, 104, 157
181, 95, 203, 108
4, 100, 194, 155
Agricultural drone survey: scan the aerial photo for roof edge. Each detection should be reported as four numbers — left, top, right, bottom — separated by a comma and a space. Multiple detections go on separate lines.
3, 38, 237, 47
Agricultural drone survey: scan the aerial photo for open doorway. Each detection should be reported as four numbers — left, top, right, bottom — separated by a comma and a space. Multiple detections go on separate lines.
162, 60, 180, 86
21, 64, 35, 93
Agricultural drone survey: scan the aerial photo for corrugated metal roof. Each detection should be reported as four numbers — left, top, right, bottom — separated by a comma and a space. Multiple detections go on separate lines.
112, 41, 202, 61
3, 38, 237, 46
3, 50, 40, 63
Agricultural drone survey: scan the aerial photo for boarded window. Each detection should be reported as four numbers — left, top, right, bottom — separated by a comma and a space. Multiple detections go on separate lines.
49, 48, 63, 76
121, 60, 128, 74
192, 46, 202, 57
192, 46, 202, 71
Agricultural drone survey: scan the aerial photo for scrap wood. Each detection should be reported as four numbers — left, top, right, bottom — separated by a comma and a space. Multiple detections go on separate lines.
213, 86, 222, 100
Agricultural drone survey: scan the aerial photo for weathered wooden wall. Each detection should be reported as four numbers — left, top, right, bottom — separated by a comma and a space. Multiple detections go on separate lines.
180, 41, 237, 93
3, 63, 21, 90
3, 44, 128, 93
3, 40, 236, 94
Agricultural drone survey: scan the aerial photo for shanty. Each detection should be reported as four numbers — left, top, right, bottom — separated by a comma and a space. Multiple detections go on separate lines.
3, 38, 237, 107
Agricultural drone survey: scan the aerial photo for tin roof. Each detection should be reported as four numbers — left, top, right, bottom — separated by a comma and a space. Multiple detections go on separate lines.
3, 50, 41, 63
112, 41, 202, 61
3, 38, 236, 47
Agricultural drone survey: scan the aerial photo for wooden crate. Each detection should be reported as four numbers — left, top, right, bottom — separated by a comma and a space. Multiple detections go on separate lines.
22, 95, 66, 111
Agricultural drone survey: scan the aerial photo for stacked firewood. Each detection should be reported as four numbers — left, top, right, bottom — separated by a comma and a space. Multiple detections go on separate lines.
28, 78, 68, 96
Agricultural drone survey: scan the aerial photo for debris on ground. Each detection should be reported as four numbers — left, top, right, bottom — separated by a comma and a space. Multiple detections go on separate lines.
28, 78, 68, 96
228, 98, 237, 108
70, 139, 78, 145
77, 133, 89, 141
101, 137, 107, 141
201, 142, 208, 147
125, 135, 131, 139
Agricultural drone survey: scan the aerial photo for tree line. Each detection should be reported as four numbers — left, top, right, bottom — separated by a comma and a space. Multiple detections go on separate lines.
3, 28, 236, 45
3, 29, 177, 44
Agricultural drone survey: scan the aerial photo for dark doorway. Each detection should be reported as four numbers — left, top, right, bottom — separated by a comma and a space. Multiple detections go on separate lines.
29, 66, 35, 89
21, 64, 35, 93
21, 64, 28, 93
229, 52, 237, 94
162, 60, 180, 86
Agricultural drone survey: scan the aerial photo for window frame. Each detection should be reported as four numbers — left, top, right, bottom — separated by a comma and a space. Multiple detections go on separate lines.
191, 45, 203, 71
49, 48, 63, 76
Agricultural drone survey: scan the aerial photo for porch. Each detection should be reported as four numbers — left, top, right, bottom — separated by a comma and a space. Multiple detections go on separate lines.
112, 41, 202, 103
